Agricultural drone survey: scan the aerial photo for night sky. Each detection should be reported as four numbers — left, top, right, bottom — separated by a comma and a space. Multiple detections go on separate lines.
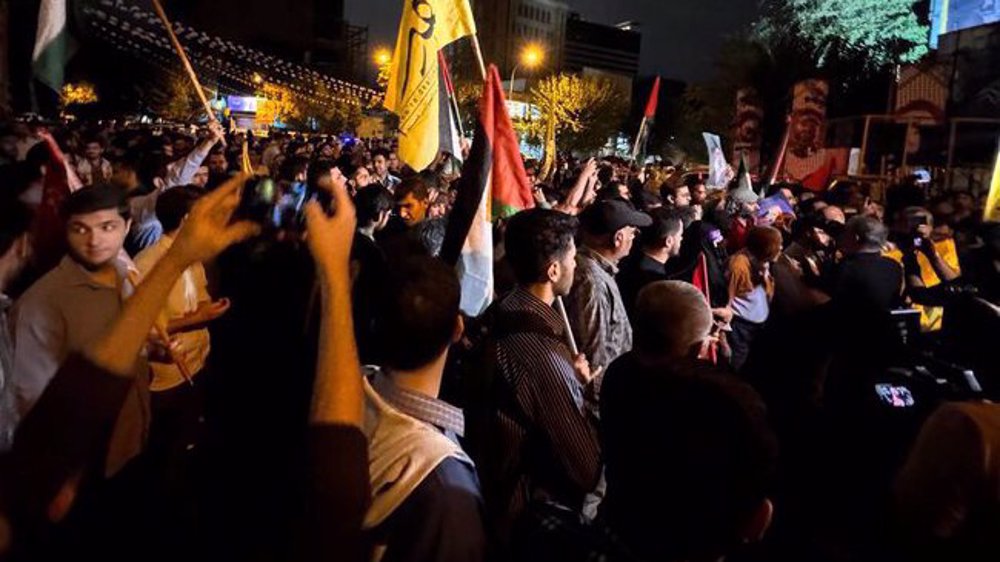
345, 0, 760, 83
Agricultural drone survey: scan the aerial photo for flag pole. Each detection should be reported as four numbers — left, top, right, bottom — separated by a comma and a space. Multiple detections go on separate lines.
126, 270, 194, 386
469, 34, 488, 80
151, 0, 223, 137
630, 117, 647, 163
767, 115, 792, 186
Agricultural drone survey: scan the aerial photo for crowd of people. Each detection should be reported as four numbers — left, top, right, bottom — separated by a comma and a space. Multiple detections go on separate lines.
1, 117, 1000, 562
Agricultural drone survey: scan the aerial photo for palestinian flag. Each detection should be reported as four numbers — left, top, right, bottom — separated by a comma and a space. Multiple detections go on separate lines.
33, 0, 76, 92
631, 76, 660, 162
440, 64, 533, 316
438, 51, 464, 163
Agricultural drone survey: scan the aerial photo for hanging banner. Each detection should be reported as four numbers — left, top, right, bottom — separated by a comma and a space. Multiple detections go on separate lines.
732, 87, 763, 174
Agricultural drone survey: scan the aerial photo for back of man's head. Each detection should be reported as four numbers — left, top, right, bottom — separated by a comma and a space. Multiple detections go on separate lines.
155, 185, 202, 234
600, 364, 777, 561
843, 215, 888, 254
355, 185, 394, 228
375, 256, 460, 371
633, 281, 713, 361
63, 182, 129, 221
505, 208, 578, 285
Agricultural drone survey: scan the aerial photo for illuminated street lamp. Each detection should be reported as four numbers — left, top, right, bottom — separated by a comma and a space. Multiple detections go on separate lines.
252, 72, 264, 85
510, 43, 544, 99
374, 47, 392, 67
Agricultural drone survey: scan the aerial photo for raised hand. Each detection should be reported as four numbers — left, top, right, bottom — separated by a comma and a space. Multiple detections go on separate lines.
168, 174, 261, 266
304, 170, 356, 275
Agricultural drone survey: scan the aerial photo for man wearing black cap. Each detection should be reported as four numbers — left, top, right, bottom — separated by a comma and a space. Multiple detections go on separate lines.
617, 208, 684, 318
566, 200, 652, 379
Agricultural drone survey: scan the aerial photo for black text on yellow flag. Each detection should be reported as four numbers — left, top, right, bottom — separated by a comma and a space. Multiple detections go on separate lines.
385, 0, 476, 172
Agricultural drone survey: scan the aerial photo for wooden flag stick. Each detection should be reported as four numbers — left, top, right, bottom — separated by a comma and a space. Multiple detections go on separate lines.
151, 0, 223, 140
469, 34, 488, 81
767, 115, 792, 186
553, 296, 579, 357
126, 271, 195, 386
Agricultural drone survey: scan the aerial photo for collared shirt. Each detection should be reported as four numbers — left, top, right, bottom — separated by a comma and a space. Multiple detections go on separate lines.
11, 256, 149, 474
376, 173, 401, 192
492, 287, 601, 525
134, 235, 211, 390
365, 368, 486, 562
566, 246, 633, 373
371, 369, 465, 439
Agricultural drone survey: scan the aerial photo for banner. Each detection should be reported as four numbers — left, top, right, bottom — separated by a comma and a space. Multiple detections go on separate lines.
783, 79, 829, 182
732, 87, 763, 173
385, 0, 476, 172
703, 132, 728, 188
984, 140, 1000, 222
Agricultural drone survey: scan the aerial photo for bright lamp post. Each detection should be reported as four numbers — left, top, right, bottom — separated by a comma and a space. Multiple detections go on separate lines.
509, 44, 543, 100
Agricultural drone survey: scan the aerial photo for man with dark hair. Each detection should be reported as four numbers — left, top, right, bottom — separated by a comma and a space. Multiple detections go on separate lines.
686, 174, 708, 206
372, 149, 401, 191
77, 136, 112, 186
566, 200, 652, 376
515, 363, 777, 562
362, 256, 486, 561
0, 201, 34, 450
352, 186, 394, 363
484, 209, 601, 541
616, 207, 684, 316
134, 185, 228, 441
661, 182, 692, 208
395, 176, 432, 228
11, 183, 150, 475
833, 215, 903, 311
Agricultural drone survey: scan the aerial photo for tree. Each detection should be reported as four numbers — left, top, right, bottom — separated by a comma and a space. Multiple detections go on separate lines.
753, 0, 928, 72
148, 73, 204, 122
526, 74, 628, 180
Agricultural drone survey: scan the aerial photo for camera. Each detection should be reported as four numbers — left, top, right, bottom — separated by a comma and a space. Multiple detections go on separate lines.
235, 175, 332, 231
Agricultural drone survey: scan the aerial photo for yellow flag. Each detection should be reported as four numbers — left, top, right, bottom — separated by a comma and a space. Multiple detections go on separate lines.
984, 140, 1000, 222
385, 0, 476, 171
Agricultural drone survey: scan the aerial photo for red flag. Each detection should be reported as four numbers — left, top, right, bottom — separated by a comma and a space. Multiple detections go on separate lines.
632, 76, 661, 162
643, 76, 661, 119
32, 131, 84, 274
801, 156, 835, 192
440, 64, 533, 315
692, 252, 719, 364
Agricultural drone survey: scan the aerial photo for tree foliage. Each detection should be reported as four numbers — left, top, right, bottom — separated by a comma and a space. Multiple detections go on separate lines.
753, 0, 928, 72
526, 74, 628, 179
259, 82, 363, 133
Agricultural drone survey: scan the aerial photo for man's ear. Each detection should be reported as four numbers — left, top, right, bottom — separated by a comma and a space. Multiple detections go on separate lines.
453, 314, 465, 343
546, 260, 560, 284
741, 498, 773, 544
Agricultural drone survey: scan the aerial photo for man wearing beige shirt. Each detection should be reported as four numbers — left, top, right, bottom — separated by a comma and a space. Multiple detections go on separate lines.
133, 185, 229, 467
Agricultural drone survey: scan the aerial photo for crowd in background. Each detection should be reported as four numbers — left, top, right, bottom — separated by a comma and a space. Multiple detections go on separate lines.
1, 118, 1000, 562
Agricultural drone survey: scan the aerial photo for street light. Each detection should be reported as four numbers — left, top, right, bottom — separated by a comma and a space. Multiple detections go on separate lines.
373, 47, 392, 67
509, 43, 544, 100
252, 72, 264, 85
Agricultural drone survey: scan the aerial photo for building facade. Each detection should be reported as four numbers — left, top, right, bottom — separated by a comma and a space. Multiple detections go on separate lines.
473, 0, 569, 75
562, 14, 641, 79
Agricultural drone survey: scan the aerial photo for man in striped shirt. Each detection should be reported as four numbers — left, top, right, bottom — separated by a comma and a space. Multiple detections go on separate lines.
484, 209, 601, 542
